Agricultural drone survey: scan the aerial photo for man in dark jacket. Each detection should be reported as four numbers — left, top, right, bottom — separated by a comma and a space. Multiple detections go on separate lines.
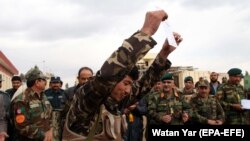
0, 78, 10, 141
5, 76, 22, 99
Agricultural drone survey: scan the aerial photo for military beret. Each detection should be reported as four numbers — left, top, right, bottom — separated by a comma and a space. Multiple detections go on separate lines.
50, 76, 62, 83
184, 76, 193, 82
198, 80, 209, 87
25, 66, 47, 82
161, 73, 174, 81
227, 68, 242, 76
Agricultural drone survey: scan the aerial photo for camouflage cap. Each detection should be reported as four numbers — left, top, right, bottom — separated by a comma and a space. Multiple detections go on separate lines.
184, 76, 193, 82
227, 68, 242, 76
25, 66, 47, 82
198, 80, 209, 87
161, 72, 174, 81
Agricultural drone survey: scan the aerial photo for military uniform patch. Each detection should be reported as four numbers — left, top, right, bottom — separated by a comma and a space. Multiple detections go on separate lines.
17, 109, 22, 114
16, 114, 25, 123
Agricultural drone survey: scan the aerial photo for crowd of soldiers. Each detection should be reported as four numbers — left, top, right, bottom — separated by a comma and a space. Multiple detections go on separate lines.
0, 10, 249, 141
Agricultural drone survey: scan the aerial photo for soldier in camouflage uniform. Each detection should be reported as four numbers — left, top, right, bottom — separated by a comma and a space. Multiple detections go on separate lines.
11, 66, 53, 141
151, 81, 163, 93
0, 78, 10, 141
62, 10, 183, 141
148, 73, 190, 125
144, 81, 163, 126
144, 81, 163, 107
190, 80, 225, 125
179, 76, 196, 103
45, 76, 65, 141
216, 68, 247, 124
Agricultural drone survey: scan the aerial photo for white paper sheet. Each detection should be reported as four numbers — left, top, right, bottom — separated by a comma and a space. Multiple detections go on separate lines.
241, 99, 250, 109
163, 21, 178, 48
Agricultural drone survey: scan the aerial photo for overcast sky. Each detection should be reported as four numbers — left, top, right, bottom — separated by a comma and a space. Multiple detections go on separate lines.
1, 0, 250, 87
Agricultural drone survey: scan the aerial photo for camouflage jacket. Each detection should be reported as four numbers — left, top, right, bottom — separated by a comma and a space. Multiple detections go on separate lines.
216, 82, 247, 124
179, 88, 196, 95
66, 31, 171, 137
61, 85, 81, 120
11, 88, 53, 140
216, 82, 245, 110
144, 89, 162, 103
190, 95, 225, 124
148, 89, 190, 125
178, 88, 197, 103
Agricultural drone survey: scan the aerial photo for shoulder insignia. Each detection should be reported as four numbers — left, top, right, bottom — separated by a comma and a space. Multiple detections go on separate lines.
16, 114, 25, 124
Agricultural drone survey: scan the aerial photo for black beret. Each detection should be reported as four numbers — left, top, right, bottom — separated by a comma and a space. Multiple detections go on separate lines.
184, 76, 193, 82
227, 68, 242, 76
161, 73, 174, 81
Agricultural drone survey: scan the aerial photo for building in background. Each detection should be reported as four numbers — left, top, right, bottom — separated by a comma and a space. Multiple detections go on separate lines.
137, 53, 231, 89
0, 50, 19, 90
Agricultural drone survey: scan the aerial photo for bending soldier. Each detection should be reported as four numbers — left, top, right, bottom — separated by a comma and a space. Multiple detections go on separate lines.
62, 10, 183, 141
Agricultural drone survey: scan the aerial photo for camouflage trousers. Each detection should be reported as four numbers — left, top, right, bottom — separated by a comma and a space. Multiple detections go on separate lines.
246, 111, 250, 125
225, 112, 247, 125
52, 111, 63, 141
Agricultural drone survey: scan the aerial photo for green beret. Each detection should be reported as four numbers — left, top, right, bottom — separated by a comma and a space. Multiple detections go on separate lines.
161, 73, 174, 81
227, 68, 242, 76
25, 66, 47, 82
198, 80, 209, 87
184, 76, 193, 82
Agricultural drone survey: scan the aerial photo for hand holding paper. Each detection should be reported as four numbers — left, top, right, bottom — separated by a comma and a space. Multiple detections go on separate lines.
160, 25, 183, 59
163, 21, 178, 48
